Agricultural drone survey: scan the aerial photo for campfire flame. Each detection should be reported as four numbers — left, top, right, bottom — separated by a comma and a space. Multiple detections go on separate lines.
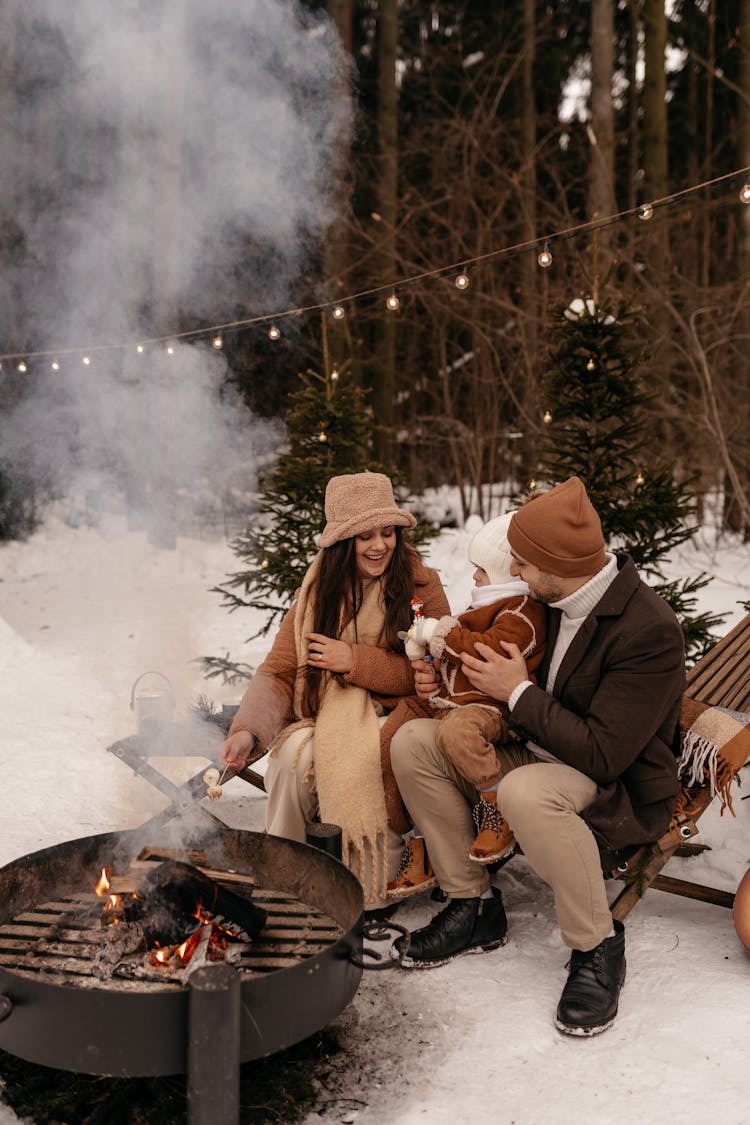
94, 867, 110, 896
93, 863, 243, 972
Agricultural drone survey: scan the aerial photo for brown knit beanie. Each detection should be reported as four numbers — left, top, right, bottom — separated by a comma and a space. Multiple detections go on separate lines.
507, 477, 607, 577
318, 471, 417, 547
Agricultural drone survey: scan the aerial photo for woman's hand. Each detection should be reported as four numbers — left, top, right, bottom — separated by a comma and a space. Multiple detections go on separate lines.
306, 632, 354, 674
220, 729, 256, 769
412, 656, 440, 699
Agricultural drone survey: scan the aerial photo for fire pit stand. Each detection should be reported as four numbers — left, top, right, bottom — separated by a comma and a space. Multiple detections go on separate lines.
0, 822, 367, 1124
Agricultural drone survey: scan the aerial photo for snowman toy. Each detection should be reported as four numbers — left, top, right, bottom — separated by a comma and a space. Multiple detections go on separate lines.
400, 597, 439, 662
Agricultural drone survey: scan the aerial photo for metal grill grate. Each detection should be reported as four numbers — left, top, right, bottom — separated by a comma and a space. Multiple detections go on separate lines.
0, 851, 343, 990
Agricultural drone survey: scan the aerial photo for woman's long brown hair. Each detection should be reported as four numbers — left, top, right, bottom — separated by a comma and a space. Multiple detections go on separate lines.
301, 528, 417, 716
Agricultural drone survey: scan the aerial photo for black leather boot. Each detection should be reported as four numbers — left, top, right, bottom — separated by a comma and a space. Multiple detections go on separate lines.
394, 888, 507, 968
555, 920, 626, 1036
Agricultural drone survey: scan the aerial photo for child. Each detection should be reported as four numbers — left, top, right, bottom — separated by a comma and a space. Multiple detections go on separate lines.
387, 511, 547, 898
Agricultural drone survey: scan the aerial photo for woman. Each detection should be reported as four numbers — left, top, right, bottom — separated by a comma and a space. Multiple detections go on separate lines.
220, 471, 449, 907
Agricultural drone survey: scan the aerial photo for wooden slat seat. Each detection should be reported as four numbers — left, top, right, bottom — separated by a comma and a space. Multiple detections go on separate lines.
608, 612, 750, 921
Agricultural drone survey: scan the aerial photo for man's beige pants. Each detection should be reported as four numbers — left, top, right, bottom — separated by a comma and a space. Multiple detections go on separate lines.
391, 717, 614, 950
264, 725, 406, 908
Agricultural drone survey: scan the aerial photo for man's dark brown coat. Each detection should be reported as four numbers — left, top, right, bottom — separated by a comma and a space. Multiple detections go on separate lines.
509, 555, 686, 851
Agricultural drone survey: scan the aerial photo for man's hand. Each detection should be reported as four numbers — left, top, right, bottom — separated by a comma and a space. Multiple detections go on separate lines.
412, 655, 440, 699
460, 640, 528, 703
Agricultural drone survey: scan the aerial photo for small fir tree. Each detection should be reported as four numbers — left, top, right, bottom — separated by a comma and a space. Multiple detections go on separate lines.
203, 358, 433, 683
537, 294, 724, 663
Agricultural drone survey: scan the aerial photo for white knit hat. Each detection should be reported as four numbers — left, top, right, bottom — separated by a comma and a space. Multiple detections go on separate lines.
468, 511, 515, 585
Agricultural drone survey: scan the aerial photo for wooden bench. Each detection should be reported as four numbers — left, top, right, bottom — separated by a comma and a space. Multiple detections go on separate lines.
607, 611, 750, 921
221, 614, 750, 920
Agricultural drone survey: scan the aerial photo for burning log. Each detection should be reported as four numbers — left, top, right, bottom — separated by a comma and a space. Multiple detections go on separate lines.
137, 859, 267, 944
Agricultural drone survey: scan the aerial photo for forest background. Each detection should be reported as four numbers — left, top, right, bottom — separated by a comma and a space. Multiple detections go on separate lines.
1, 0, 749, 548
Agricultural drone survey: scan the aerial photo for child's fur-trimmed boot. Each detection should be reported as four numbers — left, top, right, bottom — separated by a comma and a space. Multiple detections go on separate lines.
469, 791, 516, 864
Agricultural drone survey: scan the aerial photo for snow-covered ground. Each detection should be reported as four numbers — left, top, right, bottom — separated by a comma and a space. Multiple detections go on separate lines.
1, 500, 749, 1124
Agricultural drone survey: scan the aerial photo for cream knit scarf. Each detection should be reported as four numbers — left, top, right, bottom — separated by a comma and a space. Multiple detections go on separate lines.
285, 551, 389, 903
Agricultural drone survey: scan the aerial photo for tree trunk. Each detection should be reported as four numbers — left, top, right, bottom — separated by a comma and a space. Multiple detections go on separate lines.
726, 0, 750, 536
641, 0, 672, 428
589, 0, 616, 262
626, 0, 639, 218
152, 0, 186, 332
700, 0, 716, 287
371, 0, 398, 463
518, 0, 538, 454
325, 0, 354, 373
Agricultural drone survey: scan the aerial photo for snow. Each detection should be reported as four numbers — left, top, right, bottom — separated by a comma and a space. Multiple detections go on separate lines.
1, 503, 750, 1124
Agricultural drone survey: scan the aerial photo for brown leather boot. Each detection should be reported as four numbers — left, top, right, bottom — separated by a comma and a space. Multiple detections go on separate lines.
469, 791, 516, 864
387, 836, 437, 899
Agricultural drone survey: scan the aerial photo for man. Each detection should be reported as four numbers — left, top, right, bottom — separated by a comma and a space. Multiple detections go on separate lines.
390, 476, 686, 1036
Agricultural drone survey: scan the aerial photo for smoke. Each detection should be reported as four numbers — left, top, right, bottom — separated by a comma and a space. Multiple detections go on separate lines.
0, 0, 349, 537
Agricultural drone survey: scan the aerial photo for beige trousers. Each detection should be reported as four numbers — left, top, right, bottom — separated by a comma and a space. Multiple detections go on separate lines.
434, 703, 505, 790
264, 725, 405, 909
390, 717, 613, 950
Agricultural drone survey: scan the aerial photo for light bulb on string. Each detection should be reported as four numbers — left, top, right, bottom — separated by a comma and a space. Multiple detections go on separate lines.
211, 335, 223, 350
537, 245, 553, 269
268, 325, 281, 340
636, 469, 645, 486
136, 344, 144, 354
455, 270, 470, 290
82, 355, 91, 365
331, 304, 345, 320
166, 344, 175, 355
740, 181, 750, 205
528, 477, 537, 491
318, 430, 327, 443
586, 357, 596, 371
51, 360, 60, 372
330, 366, 339, 383
386, 291, 400, 311
638, 203, 654, 221
543, 409, 552, 424
17, 361, 27, 373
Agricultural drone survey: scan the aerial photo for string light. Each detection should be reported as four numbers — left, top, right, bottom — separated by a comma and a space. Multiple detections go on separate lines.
318, 430, 327, 442
331, 304, 346, 320
636, 469, 645, 485
330, 366, 339, 382
586, 357, 596, 371
455, 270, 470, 290
211, 334, 223, 349
166, 344, 175, 355
1, 166, 747, 370
82, 355, 91, 365
543, 409, 552, 424
17, 361, 26, 373
51, 360, 60, 371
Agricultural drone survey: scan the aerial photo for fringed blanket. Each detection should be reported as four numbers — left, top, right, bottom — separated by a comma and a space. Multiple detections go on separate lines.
677, 697, 750, 815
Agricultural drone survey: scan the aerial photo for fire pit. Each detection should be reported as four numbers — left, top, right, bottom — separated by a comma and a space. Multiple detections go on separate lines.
0, 823, 365, 1083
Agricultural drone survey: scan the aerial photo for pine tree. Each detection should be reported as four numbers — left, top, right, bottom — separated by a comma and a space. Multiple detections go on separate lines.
203, 355, 433, 682
537, 293, 724, 663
